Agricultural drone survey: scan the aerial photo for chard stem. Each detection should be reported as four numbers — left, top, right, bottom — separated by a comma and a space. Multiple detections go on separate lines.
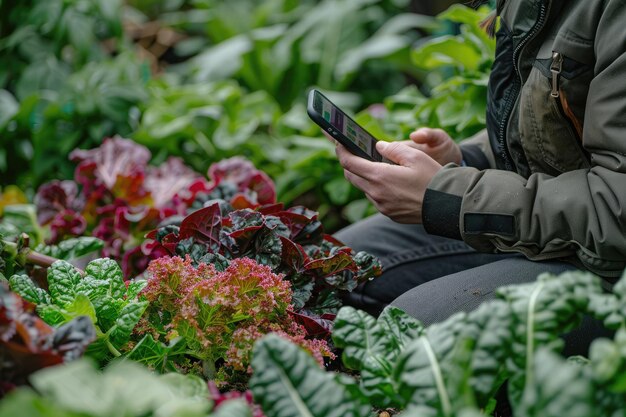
422, 336, 452, 417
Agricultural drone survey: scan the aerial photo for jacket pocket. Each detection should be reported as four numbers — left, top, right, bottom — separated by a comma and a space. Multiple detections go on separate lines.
518, 52, 592, 175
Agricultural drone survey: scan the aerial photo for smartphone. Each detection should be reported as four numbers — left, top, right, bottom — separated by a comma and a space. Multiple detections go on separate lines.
307, 89, 388, 163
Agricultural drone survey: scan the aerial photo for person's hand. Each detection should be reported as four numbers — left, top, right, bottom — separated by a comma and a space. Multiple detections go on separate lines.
407, 128, 462, 166
335, 141, 442, 224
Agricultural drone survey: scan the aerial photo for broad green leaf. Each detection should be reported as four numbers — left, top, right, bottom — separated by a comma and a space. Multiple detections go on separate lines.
48, 260, 82, 307
0, 388, 75, 417
210, 399, 253, 417
8, 274, 51, 304
0, 89, 19, 128
393, 313, 468, 415
28, 359, 213, 417
92, 295, 126, 330
128, 335, 188, 374
378, 306, 424, 352
496, 271, 604, 405
36, 304, 67, 326
63, 294, 97, 324
109, 301, 149, 347
126, 280, 148, 300
332, 306, 387, 370
84, 258, 125, 299
411, 36, 482, 72
159, 373, 209, 401
35, 237, 104, 261
75, 276, 111, 303
250, 334, 371, 417
516, 349, 594, 417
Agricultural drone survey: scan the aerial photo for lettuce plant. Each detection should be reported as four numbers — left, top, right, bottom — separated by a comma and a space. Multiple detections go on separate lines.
0, 282, 95, 391
8, 258, 147, 361
148, 201, 381, 318
132, 255, 333, 385
33, 138, 290, 279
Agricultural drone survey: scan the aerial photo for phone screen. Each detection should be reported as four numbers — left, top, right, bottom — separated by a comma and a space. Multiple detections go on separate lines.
312, 91, 379, 160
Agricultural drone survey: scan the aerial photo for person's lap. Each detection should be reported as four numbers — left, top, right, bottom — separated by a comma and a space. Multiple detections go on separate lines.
335, 213, 519, 316
335, 213, 610, 356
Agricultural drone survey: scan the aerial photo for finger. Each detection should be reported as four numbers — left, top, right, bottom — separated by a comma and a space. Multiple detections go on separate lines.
376, 141, 425, 167
409, 128, 446, 145
344, 169, 371, 192
322, 131, 338, 145
335, 144, 379, 181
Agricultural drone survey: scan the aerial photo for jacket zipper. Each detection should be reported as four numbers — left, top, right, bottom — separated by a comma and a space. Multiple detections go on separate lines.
550, 51, 584, 142
550, 51, 563, 98
497, 1, 549, 171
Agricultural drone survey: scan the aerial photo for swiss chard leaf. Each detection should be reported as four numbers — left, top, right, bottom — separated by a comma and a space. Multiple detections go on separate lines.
8, 274, 51, 304
47, 260, 82, 307
84, 258, 125, 300
516, 349, 594, 417
333, 306, 424, 408
250, 334, 371, 417
108, 300, 149, 347
35, 237, 104, 260
127, 335, 188, 374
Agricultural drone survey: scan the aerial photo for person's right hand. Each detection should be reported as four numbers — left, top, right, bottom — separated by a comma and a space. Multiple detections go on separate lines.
407, 128, 462, 166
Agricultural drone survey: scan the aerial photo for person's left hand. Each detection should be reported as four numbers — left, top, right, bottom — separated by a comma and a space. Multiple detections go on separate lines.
336, 141, 442, 224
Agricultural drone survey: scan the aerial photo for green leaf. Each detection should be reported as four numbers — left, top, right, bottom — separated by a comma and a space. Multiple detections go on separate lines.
126, 280, 148, 300
332, 306, 388, 370
0, 89, 19, 128
36, 304, 67, 326
211, 399, 254, 417
333, 306, 422, 372
496, 271, 604, 405
159, 373, 209, 401
250, 334, 371, 417
515, 349, 594, 417
84, 258, 125, 299
27, 359, 213, 417
35, 237, 104, 260
412, 36, 482, 72
128, 335, 188, 374
8, 274, 51, 304
109, 301, 149, 347
47, 260, 82, 307
378, 306, 424, 352
63, 294, 97, 324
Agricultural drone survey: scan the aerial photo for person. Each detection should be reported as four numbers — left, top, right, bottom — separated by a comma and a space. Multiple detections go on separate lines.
331, 0, 626, 352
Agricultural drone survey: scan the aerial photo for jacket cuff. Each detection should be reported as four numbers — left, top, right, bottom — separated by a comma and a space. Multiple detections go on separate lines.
422, 165, 463, 241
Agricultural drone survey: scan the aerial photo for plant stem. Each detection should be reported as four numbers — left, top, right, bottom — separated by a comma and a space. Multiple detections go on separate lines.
1, 238, 84, 276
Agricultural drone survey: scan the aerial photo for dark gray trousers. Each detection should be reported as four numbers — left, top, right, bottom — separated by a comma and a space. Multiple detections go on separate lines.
335, 214, 611, 356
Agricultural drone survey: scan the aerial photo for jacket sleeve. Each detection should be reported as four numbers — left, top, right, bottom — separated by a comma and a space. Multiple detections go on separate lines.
422, 1, 626, 278
458, 129, 496, 170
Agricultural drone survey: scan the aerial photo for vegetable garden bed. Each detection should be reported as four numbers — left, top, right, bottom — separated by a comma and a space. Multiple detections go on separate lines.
1, 1, 625, 416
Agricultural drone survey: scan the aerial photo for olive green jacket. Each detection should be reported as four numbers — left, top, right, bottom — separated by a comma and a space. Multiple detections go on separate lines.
422, 0, 626, 277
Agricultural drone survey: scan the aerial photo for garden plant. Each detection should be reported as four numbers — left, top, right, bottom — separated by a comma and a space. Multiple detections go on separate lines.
2, 1, 623, 417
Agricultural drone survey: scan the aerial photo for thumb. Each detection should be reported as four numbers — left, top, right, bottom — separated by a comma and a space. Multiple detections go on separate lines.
409, 128, 446, 145
376, 141, 423, 166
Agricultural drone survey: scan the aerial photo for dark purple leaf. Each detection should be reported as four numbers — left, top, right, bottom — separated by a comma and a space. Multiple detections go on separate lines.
179, 204, 222, 246
288, 310, 336, 339
70, 136, 151, 190
278, 236, 308, 272
0, 283, 95, 385
303, 252, 357, 278
34, 180, 83, 225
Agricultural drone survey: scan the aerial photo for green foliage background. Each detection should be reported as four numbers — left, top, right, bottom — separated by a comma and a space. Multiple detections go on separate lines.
0, 0, 494, 229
